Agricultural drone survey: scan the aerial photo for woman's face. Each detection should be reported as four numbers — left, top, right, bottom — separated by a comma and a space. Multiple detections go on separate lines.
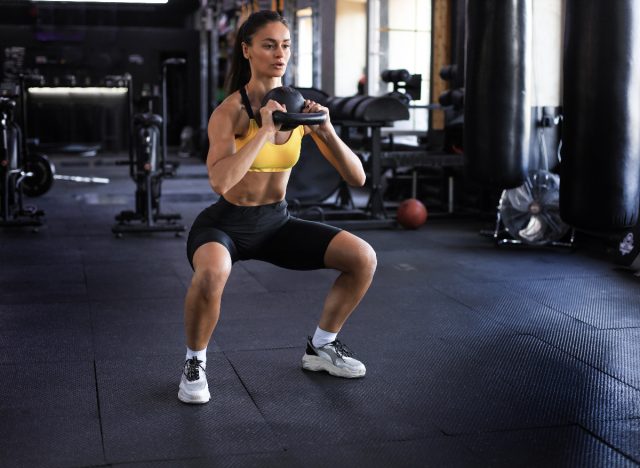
243, 21, 291, 78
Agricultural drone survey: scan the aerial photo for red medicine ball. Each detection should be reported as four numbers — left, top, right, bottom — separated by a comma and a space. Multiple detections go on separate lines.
397, 198, 428, 229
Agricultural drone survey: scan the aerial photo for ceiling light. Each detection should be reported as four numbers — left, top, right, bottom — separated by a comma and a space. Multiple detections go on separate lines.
32, 0, 168, 4
28, 87, 128, 96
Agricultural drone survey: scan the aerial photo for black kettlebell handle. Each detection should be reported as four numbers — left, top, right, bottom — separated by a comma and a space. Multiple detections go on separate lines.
272, 110, 326, 129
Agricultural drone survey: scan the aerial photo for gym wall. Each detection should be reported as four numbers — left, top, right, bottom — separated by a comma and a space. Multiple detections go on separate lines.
0, 23, 199, 152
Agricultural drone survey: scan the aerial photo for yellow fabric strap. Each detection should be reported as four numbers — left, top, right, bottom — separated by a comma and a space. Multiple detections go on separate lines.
235, 120, 304, 173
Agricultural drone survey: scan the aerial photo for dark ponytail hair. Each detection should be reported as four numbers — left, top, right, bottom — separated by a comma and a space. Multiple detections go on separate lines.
225, 10, 289, 96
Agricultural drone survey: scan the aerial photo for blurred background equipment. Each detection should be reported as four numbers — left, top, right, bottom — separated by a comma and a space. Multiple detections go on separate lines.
496, 171, 571, 246
111, 64, 185, 236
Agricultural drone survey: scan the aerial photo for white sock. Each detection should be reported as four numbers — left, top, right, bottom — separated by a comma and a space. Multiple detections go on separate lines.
186, 347, 207, 368
312, 326, 338, 348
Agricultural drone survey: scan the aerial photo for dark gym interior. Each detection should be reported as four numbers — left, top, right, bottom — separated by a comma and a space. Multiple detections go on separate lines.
1, 1, 639, 467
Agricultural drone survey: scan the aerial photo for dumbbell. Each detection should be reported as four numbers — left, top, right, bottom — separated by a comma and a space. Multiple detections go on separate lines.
260, 86, 327, 131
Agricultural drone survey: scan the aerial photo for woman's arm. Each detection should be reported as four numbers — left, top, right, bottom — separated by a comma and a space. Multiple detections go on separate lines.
304, 100, 366, 187
206, 99, 283, 195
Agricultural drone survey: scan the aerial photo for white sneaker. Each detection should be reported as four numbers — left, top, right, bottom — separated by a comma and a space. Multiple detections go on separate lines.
301, 337, 366, 378
178, 357, 210, 404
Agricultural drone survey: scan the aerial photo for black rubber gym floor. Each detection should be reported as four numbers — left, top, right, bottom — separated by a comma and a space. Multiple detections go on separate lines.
1, 154, 639, 467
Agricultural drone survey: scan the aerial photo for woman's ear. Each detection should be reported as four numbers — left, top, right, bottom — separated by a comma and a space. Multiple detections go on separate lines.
242, 42, 250, 59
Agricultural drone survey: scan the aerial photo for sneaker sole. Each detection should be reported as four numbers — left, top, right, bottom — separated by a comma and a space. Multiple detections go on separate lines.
178, 387, 211, 404
301, 354, 366, 378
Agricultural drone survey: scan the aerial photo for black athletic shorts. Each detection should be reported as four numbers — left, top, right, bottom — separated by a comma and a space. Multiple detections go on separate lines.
186, 197, 342, 270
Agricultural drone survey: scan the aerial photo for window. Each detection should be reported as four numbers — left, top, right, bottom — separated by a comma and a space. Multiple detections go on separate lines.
335, 0, 367, 97
368, 0, 432, 131
295, 7, 313, 88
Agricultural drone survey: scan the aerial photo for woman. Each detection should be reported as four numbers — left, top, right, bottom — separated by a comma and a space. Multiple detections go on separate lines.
179, 10, 377, 404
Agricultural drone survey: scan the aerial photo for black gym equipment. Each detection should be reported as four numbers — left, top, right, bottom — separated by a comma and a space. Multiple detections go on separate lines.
611, 224, 640, 271
437, 64, 465, 153
288, 135, 342, 206
0, 93, 45, 228
16, 75, 56, 198
339, 96, 369, 121
112, 64, 185, 236
293, 94, 413, 229
438, 85, 464, 111
22, 153, 55, 197
464, 0, 574, 247
380, 68, 422, 102
323, 96, 352, 121
161, 58, 187, 172
561, 0, 640, 230
260, 86, 326, 131
326, 95, 409, 123
494, 170, 573, 247
465, 0, 532, 189
270, 87, 461, 228
334, 91, 468, 223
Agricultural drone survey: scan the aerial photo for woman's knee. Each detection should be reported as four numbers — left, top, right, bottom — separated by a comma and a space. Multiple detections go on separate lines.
328, 233, 377, 277
191, 264, 230, 301
190, 243, 232, 301
355, 241, 377, 277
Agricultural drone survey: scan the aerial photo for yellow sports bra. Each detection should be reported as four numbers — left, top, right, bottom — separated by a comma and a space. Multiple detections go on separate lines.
236, 87, 304, 173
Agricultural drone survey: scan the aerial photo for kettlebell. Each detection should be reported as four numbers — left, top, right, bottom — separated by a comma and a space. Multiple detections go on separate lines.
261, 86, 326, 131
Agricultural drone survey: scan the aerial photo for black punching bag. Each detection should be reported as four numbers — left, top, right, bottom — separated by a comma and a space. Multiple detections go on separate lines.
464, 0, 532, 189
561, 0, 640, 230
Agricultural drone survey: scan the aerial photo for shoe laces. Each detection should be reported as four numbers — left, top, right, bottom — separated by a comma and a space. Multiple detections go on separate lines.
329, 340, 354, 358
183, 356, 205, 382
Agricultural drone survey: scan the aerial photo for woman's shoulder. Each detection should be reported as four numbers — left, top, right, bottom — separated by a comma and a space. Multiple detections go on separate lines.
208, 92, 247, 131
211, 92, 242, 120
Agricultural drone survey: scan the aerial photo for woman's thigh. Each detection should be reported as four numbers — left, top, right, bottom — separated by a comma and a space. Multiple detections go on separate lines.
252, 217, 342, 270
